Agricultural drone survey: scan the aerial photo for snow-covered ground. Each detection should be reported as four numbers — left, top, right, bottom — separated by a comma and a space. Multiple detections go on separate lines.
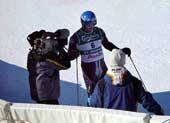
0, 0, 170, 115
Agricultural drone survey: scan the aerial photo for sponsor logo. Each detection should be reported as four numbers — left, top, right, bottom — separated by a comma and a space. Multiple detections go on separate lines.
81, 34, 99, 42
87, 52, 103, 59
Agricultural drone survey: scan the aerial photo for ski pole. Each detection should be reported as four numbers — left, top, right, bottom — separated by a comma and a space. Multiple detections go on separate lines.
76, 58, 79, 106
66, 47, 80, 105
129, 56, 147, 91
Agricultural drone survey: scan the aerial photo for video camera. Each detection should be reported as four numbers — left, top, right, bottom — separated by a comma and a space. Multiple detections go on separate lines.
27, 29, 70, 55
27, 29, 71, 70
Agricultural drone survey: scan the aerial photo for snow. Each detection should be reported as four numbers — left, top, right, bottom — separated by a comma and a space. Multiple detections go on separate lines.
0, 0, 170, 115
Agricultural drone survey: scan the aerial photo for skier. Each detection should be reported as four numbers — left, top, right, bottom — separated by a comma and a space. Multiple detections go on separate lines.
90, 49, 164, 115
27, 29, 70, 104
68, 10, 131, 106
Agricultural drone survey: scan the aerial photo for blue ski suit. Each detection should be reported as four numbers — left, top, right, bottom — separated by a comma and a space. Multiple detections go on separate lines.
91, 69, 163, 114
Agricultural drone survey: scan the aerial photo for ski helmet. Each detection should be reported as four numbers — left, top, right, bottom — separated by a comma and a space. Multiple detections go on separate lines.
80, 11, 97, 26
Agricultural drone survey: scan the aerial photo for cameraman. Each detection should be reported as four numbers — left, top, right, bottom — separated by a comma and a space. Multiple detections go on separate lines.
27, 29, 70, 104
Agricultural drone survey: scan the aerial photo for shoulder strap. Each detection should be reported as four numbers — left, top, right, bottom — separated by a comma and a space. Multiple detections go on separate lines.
96, 27, 104, 41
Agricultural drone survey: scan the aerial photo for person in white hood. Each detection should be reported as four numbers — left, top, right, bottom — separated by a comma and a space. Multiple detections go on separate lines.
91, 49, 164, 115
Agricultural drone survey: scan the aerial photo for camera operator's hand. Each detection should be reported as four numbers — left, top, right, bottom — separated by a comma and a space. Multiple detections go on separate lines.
58, 52, 71, 69
121, 47, 131, 57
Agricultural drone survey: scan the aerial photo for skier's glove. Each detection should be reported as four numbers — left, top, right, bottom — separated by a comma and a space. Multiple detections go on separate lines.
121, 47, 131, 57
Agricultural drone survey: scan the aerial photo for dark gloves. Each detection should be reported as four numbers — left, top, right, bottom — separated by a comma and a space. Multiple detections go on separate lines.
155, 109, 164, 115
121, 47, 131, 57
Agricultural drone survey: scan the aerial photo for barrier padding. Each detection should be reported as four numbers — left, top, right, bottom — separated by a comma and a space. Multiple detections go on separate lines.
10, 103, 150, 123
150, 115, 170, 123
